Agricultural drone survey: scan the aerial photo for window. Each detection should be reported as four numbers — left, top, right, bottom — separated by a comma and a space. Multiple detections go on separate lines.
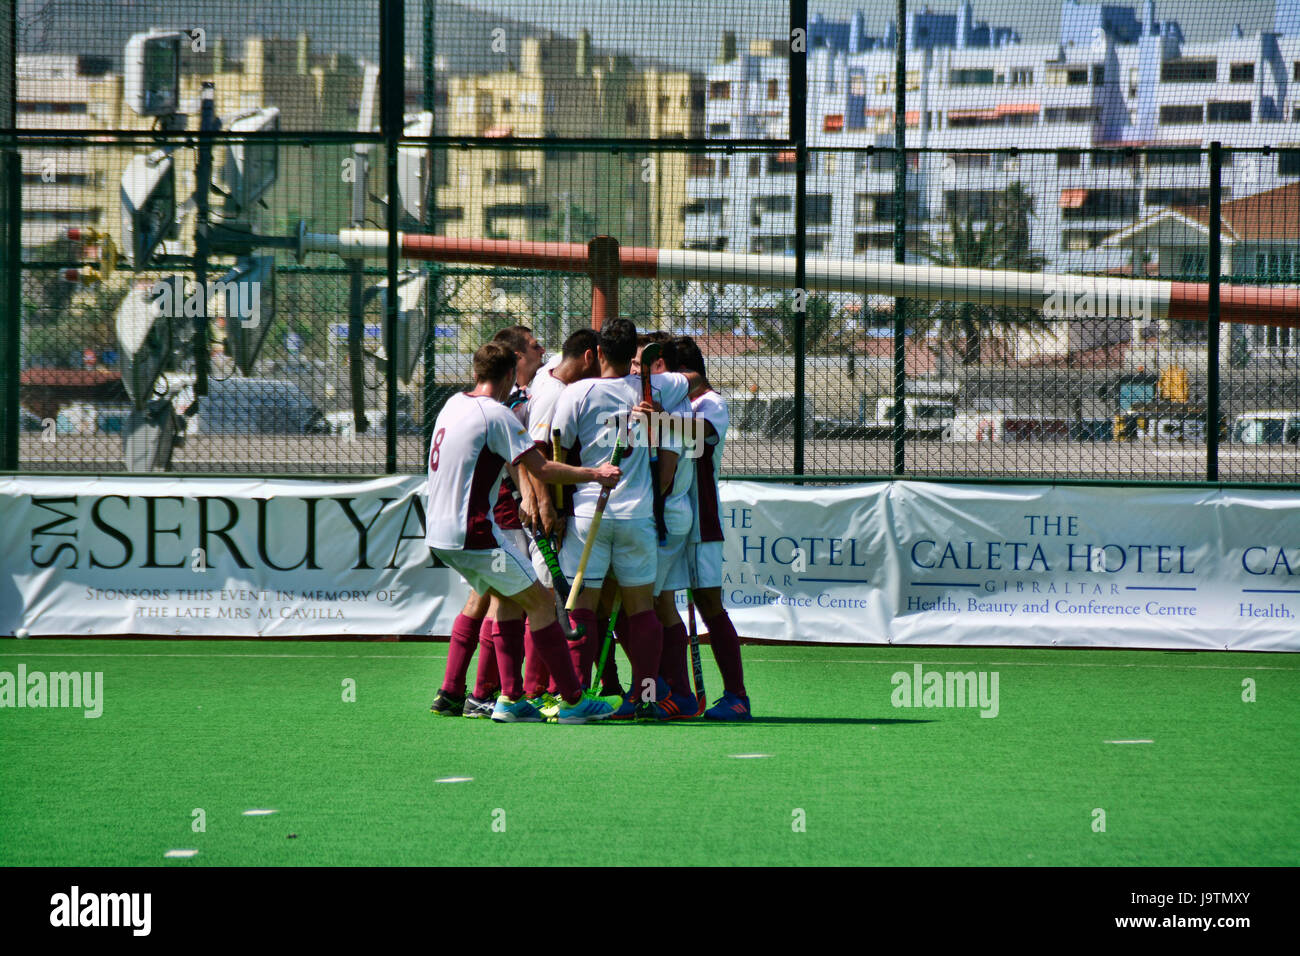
950, 68, 995, 86
1057, 150, 1082, 169
1011, 68, 1033, 86
688, 156, 715, 177
751, 195, 792, 216
750, 235, 795, 254
1044, 106, 1101, 123
1092, 65, 1105, 85
434, 206, 464, 222
681, 199, 727, 219
767, 79, 780, 100
767, 151, 797, 175
1061, 189, 1140, 220
1180, 252, 1207, 275
1091, 150, 1139, 168
1128, 67, 1139, 96
500, 97, 511, 114
849, 72, 866, 95
1230, 63, 1255, 83
16, 100, 88, 113
626, 100, 638, 126
709, 122, 732, 137
1162, 60, 1216, 83
950, 152, 992, 170
491, 167, 536, 187
1294, 62, 1300, 82
708, 81, 731, 100
1159, 104, 1204, 125
1060, 230, 1106, 251
718, 158, 730, 178
807, 194, 832, 225
749, 156, 762, 177
823, 113, 844, 133
1148, 149, 1201, 167
1208, 101, 1251, 122
1278, 149, 1300, 176
1145, 188, 1208, 206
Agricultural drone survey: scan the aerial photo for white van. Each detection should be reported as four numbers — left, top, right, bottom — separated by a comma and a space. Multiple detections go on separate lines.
1231, 411, 1300, 445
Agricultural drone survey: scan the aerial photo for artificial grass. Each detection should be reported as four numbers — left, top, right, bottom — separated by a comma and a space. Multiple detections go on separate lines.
1, 640, 1296, 866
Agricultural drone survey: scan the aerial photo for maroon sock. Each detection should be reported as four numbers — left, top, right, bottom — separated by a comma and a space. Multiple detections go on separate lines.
473, 617, 500, 699
622, 610, 664, 702
569, 609, 600, 688
660, 621, 691, 697
530, 620, 582, 703
705, 612, 746, 697
600, 648, 621, 691
523, 621, 551, 698
492, 619, 526, 701
441, 613, 482, 696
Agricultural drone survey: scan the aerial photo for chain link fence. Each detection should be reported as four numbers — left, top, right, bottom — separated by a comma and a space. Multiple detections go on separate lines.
3, 1, 1298, 483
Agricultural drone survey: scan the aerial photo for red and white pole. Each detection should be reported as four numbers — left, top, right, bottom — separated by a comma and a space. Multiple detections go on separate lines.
301, 230, 1300, 330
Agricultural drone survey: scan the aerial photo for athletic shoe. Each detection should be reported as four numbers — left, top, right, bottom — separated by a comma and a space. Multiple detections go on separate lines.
491, 697, 544, 723
430, 688, 465, 717
704, 692, 752, 721
652, 690, 700, 720
609, 694, 640, 721
555, 695, 615, 724
528, 693, 562, 721
462, 694, 495, 719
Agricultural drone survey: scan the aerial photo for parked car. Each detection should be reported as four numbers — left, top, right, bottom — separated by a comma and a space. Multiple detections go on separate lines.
1231, 411, 1300, 445
171, 377, 329, 435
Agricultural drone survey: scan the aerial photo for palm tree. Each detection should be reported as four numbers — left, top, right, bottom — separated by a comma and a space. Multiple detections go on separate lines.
915, 181, 1049, 366
755, 293, 840, 355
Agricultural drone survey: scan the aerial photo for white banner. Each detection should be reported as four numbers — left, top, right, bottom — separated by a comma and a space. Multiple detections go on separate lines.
1, 476, 1296, 651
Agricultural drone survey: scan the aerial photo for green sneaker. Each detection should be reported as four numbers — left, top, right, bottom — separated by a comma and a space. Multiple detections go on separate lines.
528, 693, 562, 721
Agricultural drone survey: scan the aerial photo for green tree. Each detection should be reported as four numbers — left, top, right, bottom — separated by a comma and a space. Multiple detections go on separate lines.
755, 293, 840, 354
915, 181, 1049, 366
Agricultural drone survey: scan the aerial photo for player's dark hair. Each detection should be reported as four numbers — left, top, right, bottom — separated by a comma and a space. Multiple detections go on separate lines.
670, 336, 706, 377
473, 341, 517, 383
561, 327, 598, 359
636, 333, 653, 347
648, 330, 671, 343
659, 337, 680, 372
491, 325, 532, 356
599, 318, 638, 364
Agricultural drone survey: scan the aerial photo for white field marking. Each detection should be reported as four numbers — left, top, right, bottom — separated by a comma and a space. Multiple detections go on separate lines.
242, 809, 277, 816
434, 776, 474, 783
1105, 739, 1154, 744
745, 658, 1292, 672
164, 849, 199, 858
729, 753, 771, 759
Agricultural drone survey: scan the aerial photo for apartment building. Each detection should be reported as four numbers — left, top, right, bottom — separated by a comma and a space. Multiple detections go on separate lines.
682, 1, 1300, 359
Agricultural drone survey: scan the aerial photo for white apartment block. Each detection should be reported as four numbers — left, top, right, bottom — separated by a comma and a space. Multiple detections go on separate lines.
681, 1, 1300, 360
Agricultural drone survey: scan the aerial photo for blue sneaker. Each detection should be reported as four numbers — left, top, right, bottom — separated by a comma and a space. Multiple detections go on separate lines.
555, 694, 615, 724
609, 693, 640, 721
704, 691, 752, 721
491, 696, 544, 723
652, 690, 700, 720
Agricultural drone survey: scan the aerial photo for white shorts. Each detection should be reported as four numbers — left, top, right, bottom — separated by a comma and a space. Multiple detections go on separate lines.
560, 514, 658, 589
654, 532, 690, 595
692, 540, 725, 590
432, 536, 535, 599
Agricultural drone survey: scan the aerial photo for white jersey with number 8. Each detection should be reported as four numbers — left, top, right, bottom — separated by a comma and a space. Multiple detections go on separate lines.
424, 392, 534, 551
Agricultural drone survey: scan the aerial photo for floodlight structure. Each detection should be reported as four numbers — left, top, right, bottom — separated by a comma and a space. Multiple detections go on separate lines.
396, 112, 433, 229
219, 255, 278, 376
371, 270, 427, 383
223, 107, 281, 219
120, 150, 176, 269
115, 281, 173, 410
124, 31, 185, 117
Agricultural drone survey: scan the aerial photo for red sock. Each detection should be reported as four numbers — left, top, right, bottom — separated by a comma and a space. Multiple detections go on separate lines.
530, 620, 582, 704
523, 621, 551, 698
569, 609, 600, 688
660, 621, 690, 697
622, 610, 664, 702
492, 619, 526, 701
473, 617, 500, 699
705, 611, 746, 697
441, 613, 482, 696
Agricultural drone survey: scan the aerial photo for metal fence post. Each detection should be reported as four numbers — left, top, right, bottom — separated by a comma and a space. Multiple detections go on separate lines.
381, 0, 404, 473
422, 0, 437, 462
1, 2, 18, 471
892, 0, 908, 475
1206, 141, 1222, 482
791, 0, 807, 475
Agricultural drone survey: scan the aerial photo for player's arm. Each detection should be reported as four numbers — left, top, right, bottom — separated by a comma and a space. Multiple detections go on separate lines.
518, 446, 620, 488
657, 448, 679, 496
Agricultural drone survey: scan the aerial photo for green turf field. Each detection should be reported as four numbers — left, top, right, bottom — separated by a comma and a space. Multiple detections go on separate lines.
1, 640, 1296, 866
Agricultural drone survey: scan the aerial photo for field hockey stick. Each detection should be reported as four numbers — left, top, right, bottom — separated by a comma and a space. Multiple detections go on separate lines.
639, 343, 668, 545
685, 544, 706, 709
592, 592, 622, 694
551, 427, 565, 512
503, 477, 583, 641
564, 424, 628, 611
